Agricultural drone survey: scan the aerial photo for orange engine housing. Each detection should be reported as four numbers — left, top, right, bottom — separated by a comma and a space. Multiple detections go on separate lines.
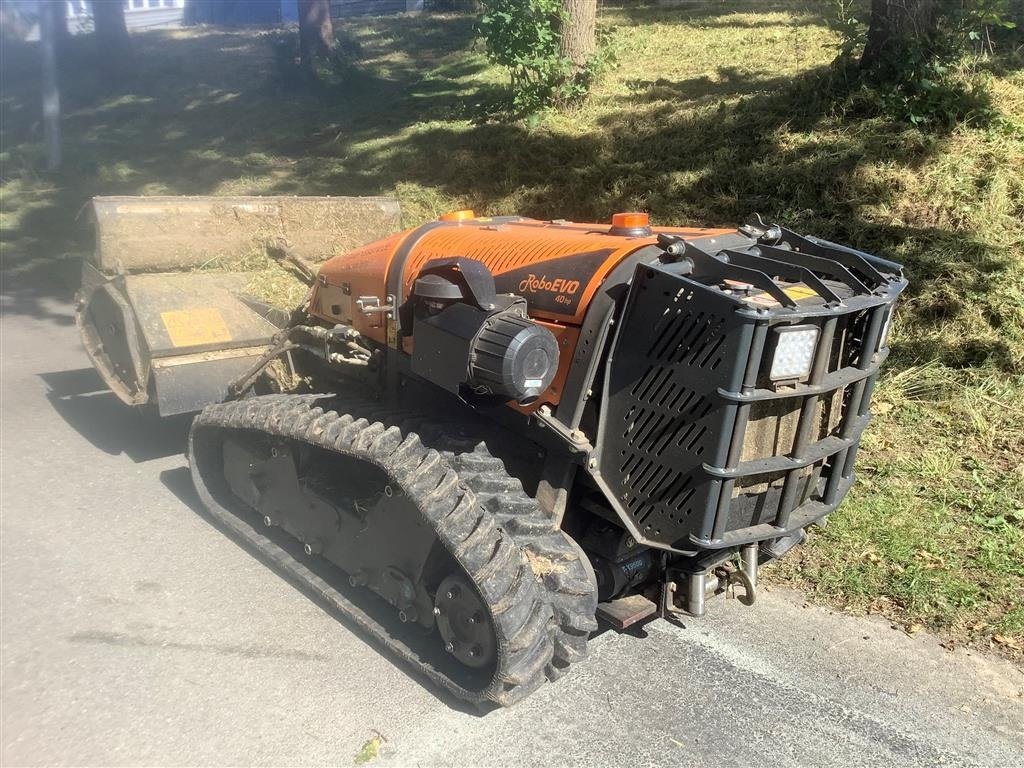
308, 214, 734, 408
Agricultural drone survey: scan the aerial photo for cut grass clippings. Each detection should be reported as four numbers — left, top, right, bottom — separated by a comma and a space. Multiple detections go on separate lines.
2, 2, 1021, 660
352, 732, 385, 765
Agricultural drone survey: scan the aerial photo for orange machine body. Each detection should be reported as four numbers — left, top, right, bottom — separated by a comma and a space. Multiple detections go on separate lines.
309, 216, 733, 408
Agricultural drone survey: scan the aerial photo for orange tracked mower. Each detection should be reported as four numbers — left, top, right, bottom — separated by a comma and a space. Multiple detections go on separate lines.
77, 197, 906, 706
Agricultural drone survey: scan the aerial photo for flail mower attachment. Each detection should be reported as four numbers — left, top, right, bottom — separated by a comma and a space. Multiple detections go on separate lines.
75, 195, 401, 415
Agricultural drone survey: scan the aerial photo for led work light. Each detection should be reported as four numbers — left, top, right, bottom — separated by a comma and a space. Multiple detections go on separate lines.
769, 325, 820, 381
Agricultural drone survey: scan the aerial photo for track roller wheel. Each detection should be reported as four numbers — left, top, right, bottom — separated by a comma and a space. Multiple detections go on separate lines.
435, 575, 496, 669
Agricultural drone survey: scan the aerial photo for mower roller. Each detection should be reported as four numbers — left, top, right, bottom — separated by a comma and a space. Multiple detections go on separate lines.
76, 199, 906, 707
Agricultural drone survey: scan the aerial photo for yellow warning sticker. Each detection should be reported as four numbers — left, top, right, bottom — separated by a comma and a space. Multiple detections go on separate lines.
160, 308, 232, 348
784, 284, 818, 301
741, 283, 819, 308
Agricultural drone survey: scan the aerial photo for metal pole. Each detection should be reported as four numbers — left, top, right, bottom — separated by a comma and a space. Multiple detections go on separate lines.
740, 543, 758, 591
686, 571, 707, 617
40, 1, 62, 171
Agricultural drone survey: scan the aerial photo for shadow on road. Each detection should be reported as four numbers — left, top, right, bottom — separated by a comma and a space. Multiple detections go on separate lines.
40, 368, 191, 462
159, 465, 488, 716
0, 262, 82, 327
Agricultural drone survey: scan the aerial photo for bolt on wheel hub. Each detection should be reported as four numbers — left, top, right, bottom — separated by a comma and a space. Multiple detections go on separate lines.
434, 574, 496, 669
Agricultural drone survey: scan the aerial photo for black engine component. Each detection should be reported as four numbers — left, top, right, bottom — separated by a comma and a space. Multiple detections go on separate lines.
469, 314, 559, 405
410, 258, 559, 404
592, 550, 655, 602
579, 519, 655, 601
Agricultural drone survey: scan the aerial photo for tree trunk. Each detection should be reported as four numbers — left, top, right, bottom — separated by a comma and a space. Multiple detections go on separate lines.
93, 0, 131, 74
40, 0, 62, 171
298, 0, 335, 69
861, 0, 938, 71
560, 0, 597, 74
46, 0, 70, 56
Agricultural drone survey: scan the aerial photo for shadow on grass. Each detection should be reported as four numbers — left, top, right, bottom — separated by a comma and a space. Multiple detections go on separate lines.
0, 16, 487, 268
624, 68, 799, 106
607, 0, 828, 26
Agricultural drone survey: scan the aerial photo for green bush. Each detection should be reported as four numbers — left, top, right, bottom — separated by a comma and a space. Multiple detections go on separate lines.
476, 0, 568, 114
475, 0, 615, 115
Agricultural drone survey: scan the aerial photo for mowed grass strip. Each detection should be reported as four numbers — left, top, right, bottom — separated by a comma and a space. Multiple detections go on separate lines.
2, 1, 1020, 659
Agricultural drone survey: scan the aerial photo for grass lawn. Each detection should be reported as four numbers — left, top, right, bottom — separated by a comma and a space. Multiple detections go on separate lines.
2, 1, 1021, 659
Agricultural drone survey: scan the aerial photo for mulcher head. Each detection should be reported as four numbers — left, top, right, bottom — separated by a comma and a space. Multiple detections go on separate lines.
75, 195, 401, 415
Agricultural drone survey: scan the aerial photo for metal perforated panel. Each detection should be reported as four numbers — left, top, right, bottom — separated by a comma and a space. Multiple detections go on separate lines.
598, 266, 750, 548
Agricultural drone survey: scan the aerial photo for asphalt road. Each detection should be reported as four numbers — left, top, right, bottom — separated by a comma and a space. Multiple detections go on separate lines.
2, 275, 1022, 767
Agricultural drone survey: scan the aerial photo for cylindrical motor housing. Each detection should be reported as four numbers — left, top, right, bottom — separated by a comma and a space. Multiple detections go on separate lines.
470, 314, 559, 404
409, 260, 560, 405
592, 550, 655, 601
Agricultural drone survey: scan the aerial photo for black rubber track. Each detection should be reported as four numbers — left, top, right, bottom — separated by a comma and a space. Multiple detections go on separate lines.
188, 394, 555, 707
423, 432, 599, 678
318, 400, 600, 679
